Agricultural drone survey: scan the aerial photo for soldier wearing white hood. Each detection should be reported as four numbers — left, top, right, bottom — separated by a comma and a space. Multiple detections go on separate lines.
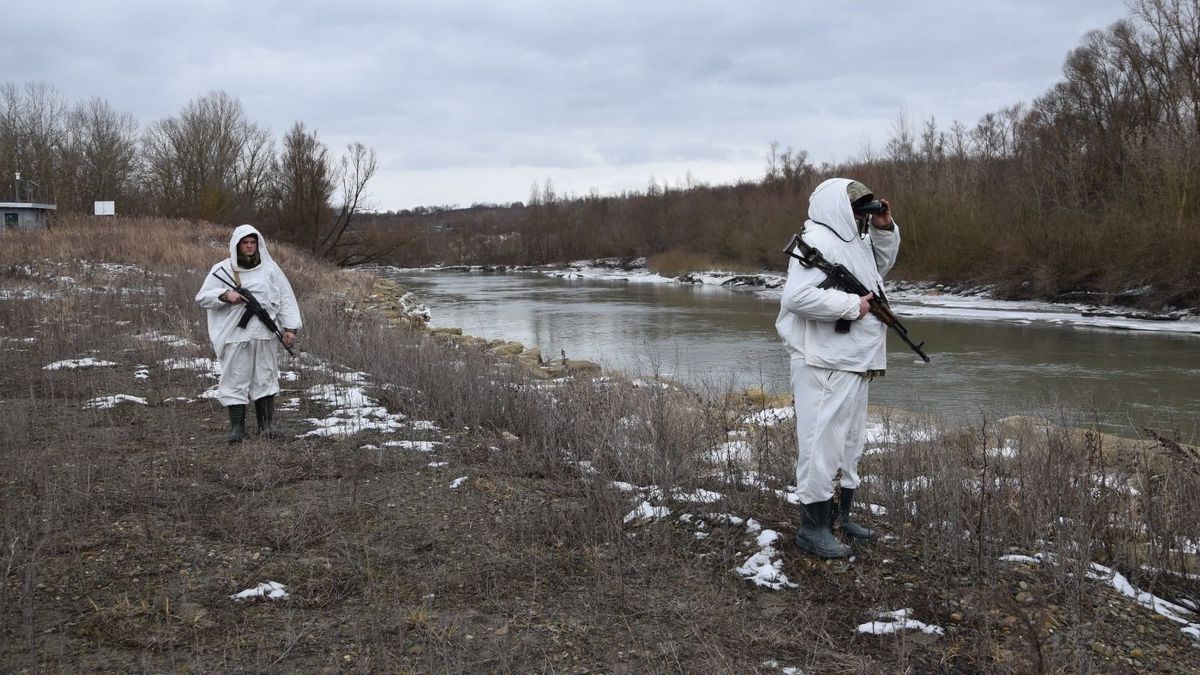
776, 178, 900, 558
195, 225, 302, 443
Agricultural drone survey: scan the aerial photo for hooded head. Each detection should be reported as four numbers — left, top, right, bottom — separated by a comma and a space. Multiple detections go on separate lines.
228, 224, 272, 271
806, 178, 867, 242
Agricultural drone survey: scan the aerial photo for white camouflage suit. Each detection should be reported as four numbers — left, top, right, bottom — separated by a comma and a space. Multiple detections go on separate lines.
775, 178, 900, 505
195, 225, 302, 407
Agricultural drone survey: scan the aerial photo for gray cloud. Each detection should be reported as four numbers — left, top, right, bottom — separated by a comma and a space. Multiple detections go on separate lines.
5, 0, 1129, 208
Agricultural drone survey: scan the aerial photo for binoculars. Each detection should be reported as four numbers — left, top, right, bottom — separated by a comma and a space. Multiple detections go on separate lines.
853, 199, 888, 215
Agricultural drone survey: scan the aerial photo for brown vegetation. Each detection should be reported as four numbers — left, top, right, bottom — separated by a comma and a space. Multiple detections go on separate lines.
1, 86, 377, 266
2, 218, 1199, 671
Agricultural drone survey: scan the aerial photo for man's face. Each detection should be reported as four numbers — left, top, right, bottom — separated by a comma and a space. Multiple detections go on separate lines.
238, 236, 258, 256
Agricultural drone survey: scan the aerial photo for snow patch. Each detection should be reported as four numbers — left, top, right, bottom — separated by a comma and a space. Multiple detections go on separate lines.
999, 554, 1043, 565
673, 488, 723, 504
986, 440, 1020, 458
742, 406, 793, 427
1001, 553, 1200, 641
160, 357, 221, 378
623, 500, 670, 525
138, 332, 195, 349
300, 383, 407, 437
1088, 562, 1200, 640
382, 440, 441, 452
734, 528, 796, 590
44, 357, 117, 370
707, 440, 753, 464
84, 394, 148, 409
230, 581, 289, 601
857, 608, 944, 636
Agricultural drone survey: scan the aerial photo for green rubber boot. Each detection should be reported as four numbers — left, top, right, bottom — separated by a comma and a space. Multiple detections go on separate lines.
254, 395, 277, 439
226, 404, 247, 444
794, 499, 852, 558
833, 487, 877, 541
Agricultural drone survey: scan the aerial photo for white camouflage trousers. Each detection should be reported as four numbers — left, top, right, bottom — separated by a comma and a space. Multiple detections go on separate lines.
791, 359, 870, 505
216, 339, 281, 406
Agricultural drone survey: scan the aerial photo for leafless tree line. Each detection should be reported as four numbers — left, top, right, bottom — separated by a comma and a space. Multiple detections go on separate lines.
0, 84, 377, 265
384, 0, 1199, 308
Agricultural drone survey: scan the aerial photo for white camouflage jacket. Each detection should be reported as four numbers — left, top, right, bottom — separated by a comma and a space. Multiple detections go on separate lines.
775, 178, 901, 372
194, 224, 303, 355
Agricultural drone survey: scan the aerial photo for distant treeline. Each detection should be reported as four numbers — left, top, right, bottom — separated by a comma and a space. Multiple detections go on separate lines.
0, 87, 380, 265
375, 0, 1200, 309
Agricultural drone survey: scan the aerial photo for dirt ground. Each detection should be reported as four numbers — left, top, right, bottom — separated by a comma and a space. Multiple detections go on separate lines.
2, 355, 1198, 674
2, 252, 1199, 673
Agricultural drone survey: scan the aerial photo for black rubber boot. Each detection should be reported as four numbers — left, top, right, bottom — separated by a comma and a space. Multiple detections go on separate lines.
226, 404, 247, 444
255, 395, 277, 439
833, 487, 877, 541
794, 499, 852, 558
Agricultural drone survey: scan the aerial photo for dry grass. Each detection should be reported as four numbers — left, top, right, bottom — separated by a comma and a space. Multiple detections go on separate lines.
645, 248, 761, 277
0, 214, 374, 302
2, 218, 1199, 672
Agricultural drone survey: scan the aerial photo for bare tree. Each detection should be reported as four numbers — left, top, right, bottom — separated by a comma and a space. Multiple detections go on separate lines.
141, 91, 273, 222
58, 97, 140, 213
0, 82, 69, 203
319, 142, 382, 265
886, 111, 918, 164
1130, 0, 1200, 135
270, 121, 334, 245
268, 123, 387, 265
233, 125, 275, 224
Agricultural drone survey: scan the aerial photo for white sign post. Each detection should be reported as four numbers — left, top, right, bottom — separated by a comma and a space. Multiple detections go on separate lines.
94, 201, 116, 216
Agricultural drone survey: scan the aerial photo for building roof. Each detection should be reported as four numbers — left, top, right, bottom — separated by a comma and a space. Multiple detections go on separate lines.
0, 202, 57, 210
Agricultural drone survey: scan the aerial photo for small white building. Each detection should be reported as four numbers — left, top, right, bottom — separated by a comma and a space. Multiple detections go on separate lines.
0, 202, 56, 231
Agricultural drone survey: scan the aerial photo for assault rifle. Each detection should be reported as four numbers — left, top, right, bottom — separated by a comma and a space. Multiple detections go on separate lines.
782, 233, 930, 363
211, 267, 296, 357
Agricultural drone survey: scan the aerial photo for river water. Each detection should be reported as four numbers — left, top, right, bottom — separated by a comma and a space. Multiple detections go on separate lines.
383, 269, 1200, 439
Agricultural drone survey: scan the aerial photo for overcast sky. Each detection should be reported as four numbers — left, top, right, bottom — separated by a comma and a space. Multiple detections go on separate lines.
7, 1, 1131, 211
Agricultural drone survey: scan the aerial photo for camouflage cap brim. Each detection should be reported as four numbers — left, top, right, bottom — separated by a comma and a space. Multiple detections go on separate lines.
846, 180, 873, 205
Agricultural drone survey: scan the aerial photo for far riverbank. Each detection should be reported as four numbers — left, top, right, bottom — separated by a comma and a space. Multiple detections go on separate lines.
386, 258, 1200, 336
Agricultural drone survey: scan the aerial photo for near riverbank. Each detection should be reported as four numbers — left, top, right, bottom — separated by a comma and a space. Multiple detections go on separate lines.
3, 217, 1200, 672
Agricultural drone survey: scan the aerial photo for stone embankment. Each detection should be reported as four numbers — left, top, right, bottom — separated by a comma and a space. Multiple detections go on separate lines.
357, 277, 433, 328
361, 276, 601, 380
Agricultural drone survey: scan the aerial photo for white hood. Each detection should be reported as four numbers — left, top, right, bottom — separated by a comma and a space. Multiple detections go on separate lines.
805, 178, 860, 243
229, 223, 273, 270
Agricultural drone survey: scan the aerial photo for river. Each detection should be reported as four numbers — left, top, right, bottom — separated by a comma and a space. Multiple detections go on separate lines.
382, 268, 1200, 439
